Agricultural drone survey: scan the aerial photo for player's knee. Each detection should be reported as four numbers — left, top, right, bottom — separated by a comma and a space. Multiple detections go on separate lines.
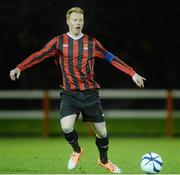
61, 125, 74, 133
96, 130, 107, 138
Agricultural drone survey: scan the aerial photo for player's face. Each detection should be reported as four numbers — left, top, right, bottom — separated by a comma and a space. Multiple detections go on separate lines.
67, 12, 84, 36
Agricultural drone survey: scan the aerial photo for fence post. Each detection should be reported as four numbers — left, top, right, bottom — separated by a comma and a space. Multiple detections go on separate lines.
86, 122, 94, 136
166, 90, 173, 137
43, 90, 50, 137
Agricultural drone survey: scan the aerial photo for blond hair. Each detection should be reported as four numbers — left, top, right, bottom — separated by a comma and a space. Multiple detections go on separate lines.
66, 7, 84, 20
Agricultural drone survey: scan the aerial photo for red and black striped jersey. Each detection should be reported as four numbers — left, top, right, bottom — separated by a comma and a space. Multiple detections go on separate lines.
17, 33, 136, 91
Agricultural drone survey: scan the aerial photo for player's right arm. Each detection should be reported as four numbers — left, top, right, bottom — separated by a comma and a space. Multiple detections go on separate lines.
10, 37, 58, 81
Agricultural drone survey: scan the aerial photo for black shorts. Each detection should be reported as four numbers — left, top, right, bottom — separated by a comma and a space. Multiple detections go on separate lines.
60, 89, 104, 122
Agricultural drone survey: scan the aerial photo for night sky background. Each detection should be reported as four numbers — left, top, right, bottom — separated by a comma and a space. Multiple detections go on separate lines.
1, 0, 180, 90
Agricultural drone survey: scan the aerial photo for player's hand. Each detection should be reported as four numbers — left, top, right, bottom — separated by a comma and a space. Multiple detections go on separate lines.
132, 73, 146, 88
10, 68, 21, 81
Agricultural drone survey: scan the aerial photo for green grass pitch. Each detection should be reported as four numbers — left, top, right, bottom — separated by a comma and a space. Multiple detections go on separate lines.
0, 137, 180, 174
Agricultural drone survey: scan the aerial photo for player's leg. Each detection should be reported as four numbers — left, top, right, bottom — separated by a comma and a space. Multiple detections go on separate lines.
91, 121, 108, 163
92, 121, 122, 174
60, 114, 83, 170
61, 114, 81, 153
81, 89, 121, 173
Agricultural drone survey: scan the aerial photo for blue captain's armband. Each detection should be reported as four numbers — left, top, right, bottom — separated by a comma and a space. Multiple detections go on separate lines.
104, 52, 114, 62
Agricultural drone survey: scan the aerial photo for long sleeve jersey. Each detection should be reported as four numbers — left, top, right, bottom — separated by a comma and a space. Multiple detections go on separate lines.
17, 33, 136, 91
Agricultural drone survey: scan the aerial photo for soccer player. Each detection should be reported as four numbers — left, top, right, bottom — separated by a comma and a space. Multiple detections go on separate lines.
10, 7, 145, 174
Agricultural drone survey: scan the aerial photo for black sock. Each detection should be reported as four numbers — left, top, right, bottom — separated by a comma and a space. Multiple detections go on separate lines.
95, 136, 109, 164
62, 130, 81, 153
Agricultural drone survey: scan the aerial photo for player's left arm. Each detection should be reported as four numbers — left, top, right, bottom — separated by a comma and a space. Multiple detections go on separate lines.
94, 39, 146, 88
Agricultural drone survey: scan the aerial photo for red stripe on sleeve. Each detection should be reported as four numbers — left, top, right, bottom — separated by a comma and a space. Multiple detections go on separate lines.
110, 56, 136, 76
93, 38, 135, 77
93, 38, 105, 59
17, 37, 57, 71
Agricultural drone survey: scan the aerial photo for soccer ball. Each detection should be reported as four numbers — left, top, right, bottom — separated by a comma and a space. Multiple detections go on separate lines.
140, 152, 163, 174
